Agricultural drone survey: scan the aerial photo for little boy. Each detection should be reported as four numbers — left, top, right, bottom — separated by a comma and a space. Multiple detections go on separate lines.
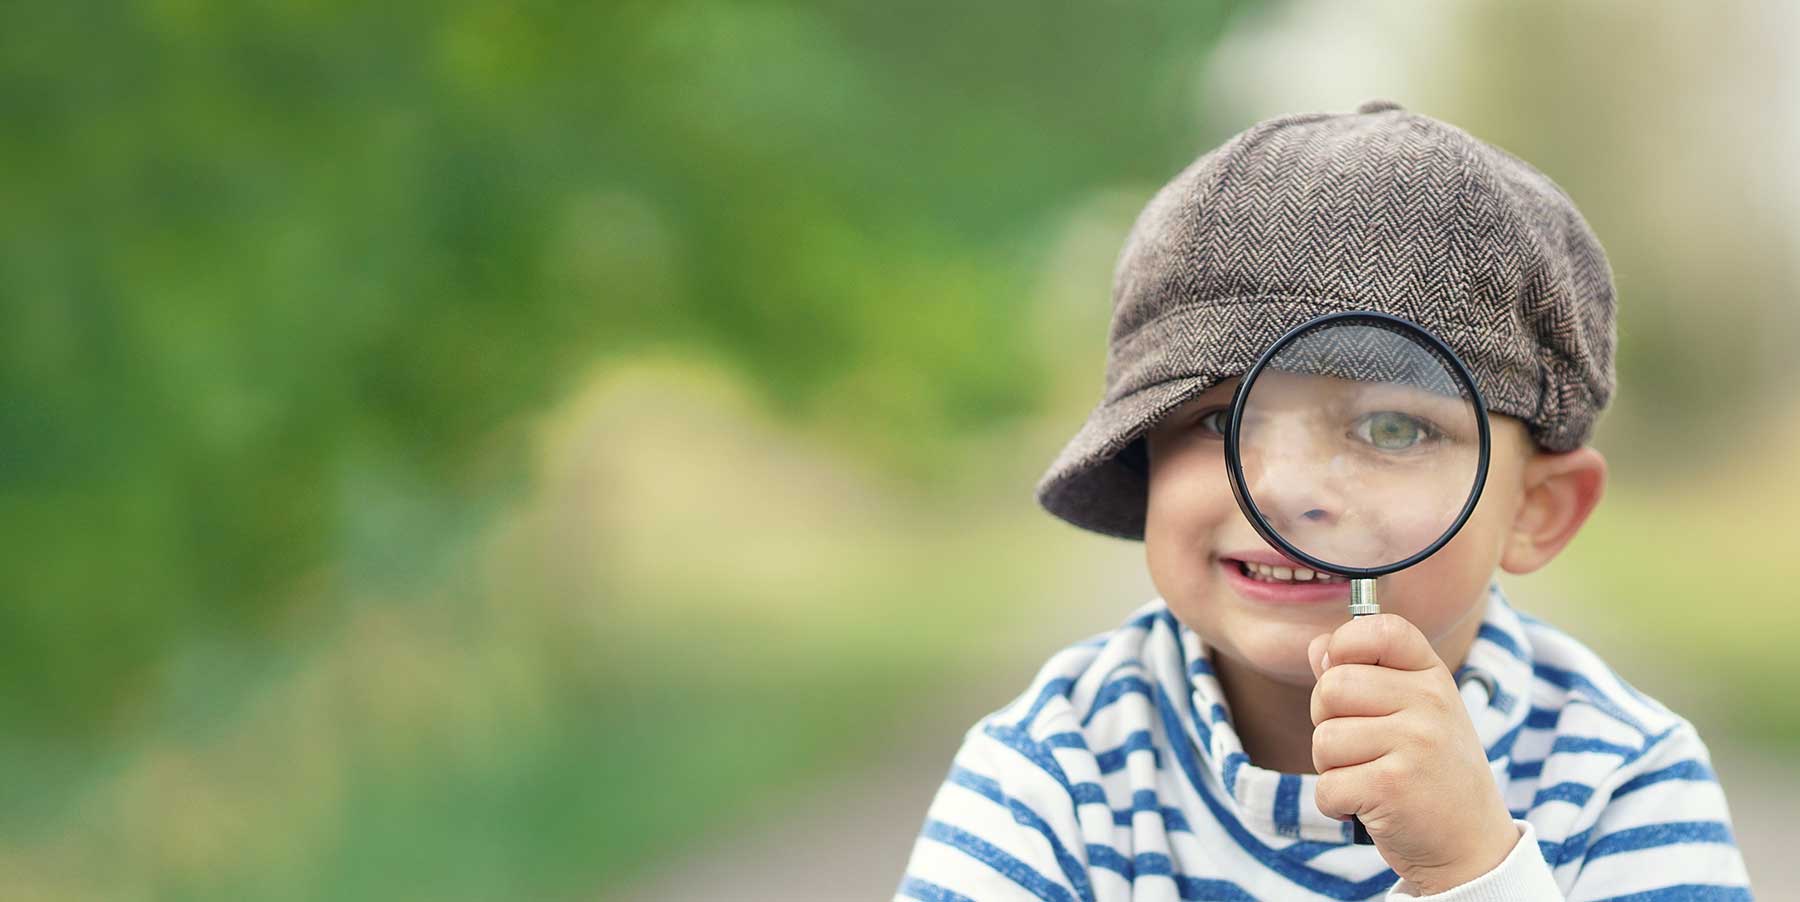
894, 100, 1753, 900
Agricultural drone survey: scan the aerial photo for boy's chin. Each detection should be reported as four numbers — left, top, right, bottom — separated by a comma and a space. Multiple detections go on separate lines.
1216, 618, 1329, 686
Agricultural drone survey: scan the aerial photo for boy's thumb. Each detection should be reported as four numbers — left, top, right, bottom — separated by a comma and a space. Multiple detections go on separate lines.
1307, 633, 1331, 681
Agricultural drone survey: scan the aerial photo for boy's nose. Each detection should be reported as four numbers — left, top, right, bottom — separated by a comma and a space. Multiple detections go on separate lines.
1297, 507, 1332, 524
1261, 491, 1339, 533
1243, 445, 1348, 548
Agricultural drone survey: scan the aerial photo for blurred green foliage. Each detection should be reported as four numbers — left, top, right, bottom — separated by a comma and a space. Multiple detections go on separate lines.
0, 0, 1246, 742
0, 1, 1252, 897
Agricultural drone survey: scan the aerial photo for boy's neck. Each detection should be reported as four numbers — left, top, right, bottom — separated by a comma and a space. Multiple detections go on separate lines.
1213, 652, 1322, 774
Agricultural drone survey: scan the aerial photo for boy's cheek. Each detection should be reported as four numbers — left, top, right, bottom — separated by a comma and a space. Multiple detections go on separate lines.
1380, 544, 1495, 645
1360, 453, 1517, 641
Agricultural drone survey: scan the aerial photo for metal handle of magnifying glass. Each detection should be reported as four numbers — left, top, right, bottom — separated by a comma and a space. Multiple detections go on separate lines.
1349, 577, 1378, 845
1349, 577, 1380, 618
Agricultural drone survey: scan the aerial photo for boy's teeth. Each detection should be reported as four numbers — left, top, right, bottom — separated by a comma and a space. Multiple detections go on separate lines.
1238, 560, 1342, 583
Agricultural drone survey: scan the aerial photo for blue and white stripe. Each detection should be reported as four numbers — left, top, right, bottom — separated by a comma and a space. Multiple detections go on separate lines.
895, 581, 1752, 900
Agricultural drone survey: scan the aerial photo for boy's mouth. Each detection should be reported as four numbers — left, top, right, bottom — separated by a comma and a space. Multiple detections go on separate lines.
1218, 555, 1351, 604
1227, 559, 1346, 584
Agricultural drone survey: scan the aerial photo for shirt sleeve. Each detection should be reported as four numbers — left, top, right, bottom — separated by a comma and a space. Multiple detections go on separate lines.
1554, 721, 1754, 900
1386, 819, 1563, 902
1389, 720, 1754, 901
893, 721, 1091, 902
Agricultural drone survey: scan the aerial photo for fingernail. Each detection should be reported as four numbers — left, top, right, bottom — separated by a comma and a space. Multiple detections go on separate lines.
1320, 651, 1330, 671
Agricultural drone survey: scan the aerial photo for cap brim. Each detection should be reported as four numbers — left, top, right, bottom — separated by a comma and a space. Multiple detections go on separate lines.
1034, 373, 1224, 541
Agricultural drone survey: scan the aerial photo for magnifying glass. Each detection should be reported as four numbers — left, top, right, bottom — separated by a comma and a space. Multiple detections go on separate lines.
1222, 310, 1491, 844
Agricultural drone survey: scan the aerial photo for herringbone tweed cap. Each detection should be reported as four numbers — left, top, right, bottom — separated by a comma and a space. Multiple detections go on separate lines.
1036, 98, 1616, 541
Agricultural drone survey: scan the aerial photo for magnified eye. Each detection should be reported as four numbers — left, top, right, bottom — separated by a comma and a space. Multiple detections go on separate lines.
1352, 410, 1438, 450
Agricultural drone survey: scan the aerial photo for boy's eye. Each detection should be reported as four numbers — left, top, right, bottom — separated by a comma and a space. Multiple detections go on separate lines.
1194, 408, 1230, 436
1351, 410, 1438, 450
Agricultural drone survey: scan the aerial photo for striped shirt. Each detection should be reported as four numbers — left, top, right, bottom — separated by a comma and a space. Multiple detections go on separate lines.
895, 581, 1752, 901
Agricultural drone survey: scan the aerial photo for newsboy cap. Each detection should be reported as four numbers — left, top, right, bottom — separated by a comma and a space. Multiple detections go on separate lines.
1035, 98, 1617, 541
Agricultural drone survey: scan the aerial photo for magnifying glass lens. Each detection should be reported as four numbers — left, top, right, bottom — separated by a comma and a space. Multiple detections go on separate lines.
1235, 321, 1484, 572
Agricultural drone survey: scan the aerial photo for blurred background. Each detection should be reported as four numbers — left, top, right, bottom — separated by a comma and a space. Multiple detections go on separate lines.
3, 1, 1796, 899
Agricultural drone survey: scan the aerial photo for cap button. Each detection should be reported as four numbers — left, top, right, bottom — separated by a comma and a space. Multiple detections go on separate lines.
1355, 98, 1404, 114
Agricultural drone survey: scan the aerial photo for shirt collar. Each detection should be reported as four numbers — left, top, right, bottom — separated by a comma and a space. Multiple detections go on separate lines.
1161, 579, 1535, 844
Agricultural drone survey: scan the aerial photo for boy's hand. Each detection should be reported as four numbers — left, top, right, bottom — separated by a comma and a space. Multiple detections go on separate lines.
1306, 614, 1520, 895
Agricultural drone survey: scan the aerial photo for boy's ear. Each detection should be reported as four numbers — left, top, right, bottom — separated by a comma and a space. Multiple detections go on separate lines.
1499, 442, 1608, 575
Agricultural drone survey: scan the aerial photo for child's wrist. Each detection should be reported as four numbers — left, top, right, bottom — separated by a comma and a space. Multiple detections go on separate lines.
1401, 816, 1522, 896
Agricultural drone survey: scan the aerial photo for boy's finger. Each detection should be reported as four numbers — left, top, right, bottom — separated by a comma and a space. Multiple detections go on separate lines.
1307, 633, 1331, 680
1326, 613, 1442, 673
1310, 663, 1414, 723
1311, 715, 1392, 772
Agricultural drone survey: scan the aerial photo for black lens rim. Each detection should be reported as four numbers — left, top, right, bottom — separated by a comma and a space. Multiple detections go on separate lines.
1223, 310, 1492, 579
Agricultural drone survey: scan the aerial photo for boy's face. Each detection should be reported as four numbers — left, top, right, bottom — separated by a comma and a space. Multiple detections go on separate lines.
1143, 376, 1535, 686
